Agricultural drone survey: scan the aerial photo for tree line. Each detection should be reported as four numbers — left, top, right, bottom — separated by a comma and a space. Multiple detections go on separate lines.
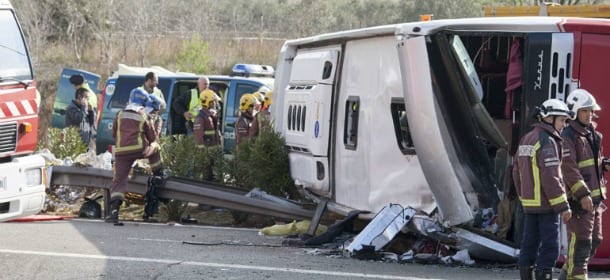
9, 0, 604, 143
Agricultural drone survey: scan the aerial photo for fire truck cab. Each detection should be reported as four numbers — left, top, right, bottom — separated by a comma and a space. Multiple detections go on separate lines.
0, 0, 47, 222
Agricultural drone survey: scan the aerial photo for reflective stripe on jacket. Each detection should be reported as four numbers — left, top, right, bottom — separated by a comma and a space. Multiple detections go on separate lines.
112, 109, 156, 155
193, 108, 221, 148
512, 122, 569, 214
236, 112, 254, 146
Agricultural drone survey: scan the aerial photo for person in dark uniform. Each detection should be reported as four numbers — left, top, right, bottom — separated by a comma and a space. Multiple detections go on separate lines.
559, 89, 608, 280
235, 93, 259, 146
513, 98, 573, 280
107, 88, 163, 226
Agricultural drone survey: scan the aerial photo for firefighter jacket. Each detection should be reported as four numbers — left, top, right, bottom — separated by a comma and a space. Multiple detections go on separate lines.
512, 122, 569, 214
148, 113, 163, 140
561, 120, 607, 205
112, 109, 157, 157
236, 111, 254, 146
193, 108, 221, 148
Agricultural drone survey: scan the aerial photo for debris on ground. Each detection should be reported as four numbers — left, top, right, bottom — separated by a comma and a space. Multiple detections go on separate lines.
259, 220, 327, 236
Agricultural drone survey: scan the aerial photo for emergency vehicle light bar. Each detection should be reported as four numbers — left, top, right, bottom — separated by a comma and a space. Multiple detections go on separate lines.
231, 64, 275, 78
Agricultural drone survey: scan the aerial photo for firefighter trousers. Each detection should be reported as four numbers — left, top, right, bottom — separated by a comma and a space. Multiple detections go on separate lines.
564, 206, 603, 279
110, 150, 161, 201
519, 213, 560, 270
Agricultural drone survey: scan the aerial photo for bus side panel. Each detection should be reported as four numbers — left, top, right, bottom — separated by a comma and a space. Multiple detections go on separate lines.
333, 36, 435, 214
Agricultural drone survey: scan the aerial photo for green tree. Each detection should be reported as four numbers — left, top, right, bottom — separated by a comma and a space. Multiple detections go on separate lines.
176, 34, 210, 74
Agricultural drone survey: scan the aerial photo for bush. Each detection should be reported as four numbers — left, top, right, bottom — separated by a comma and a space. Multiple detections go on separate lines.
39, 127, 88, 159
159, 134, 226, 182
232, 120, 296, 198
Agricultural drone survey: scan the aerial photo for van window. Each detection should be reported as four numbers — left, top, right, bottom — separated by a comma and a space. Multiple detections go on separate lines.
108, 77, 171, 109
391, 98, 415, 155
229, 83, 260, 117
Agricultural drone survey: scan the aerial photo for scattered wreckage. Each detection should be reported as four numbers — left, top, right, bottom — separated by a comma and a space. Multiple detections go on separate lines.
46, 149, 515, 266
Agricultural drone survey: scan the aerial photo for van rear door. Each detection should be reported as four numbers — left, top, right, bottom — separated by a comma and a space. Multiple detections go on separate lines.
51, 68, 100, 129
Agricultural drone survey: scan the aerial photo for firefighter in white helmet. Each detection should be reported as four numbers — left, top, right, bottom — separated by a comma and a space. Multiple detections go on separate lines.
559, 89, 608, 280
513, 98, 573, 280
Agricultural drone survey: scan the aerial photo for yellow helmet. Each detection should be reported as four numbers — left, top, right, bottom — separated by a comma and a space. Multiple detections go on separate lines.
264, 91, 272, 106
200, 89, 220, 108
239, 93, 260, 112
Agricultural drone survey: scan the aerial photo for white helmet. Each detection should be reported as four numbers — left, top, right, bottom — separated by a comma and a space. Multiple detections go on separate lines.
538, 99, 573, 118
566, 88, 601, 119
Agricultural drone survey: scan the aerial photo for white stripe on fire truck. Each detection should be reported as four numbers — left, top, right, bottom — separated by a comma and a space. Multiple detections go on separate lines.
21, 100, 35, 114
0, 107, 4, 118
6, 101, 20, 116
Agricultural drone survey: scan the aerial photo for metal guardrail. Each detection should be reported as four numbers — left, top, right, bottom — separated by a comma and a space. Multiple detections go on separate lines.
50, 165, 316, 221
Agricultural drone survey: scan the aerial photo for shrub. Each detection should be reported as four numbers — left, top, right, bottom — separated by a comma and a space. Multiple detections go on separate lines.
232, 120, 296, 198
39, 127, 88, 159
159, 134, 226, 182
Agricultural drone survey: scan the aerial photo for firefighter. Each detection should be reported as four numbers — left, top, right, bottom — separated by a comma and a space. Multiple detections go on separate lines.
249, 91, 272, 139
512, 98, 573, 280
235, 93, 259, 146
172, 76, 209, 134
107, 88, 163, 226
193, 89, 222, 148
559, 89, 608, 280
193, 89, 221, 181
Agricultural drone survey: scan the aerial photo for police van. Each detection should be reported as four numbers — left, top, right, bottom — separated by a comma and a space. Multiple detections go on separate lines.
97, 63, 274, 154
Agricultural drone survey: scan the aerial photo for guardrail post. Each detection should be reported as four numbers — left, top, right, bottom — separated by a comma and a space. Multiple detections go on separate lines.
306, 198, 328, 236
103, 189, 110, 219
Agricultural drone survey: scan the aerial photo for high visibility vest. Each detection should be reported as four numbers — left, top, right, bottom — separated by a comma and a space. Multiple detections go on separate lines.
187, 89, 200, 121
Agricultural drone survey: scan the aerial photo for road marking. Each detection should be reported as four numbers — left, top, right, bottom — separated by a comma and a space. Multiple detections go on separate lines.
127, 237, 183, 243
0, 248, 424, 280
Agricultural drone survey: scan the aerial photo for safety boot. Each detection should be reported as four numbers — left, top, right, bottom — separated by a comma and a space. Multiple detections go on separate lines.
519, 266, 534, 280
534, 269, 552, 280
105, 199, 124, 226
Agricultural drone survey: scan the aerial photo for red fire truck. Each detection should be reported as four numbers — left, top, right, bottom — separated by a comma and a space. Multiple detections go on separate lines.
0, 0, 47, 222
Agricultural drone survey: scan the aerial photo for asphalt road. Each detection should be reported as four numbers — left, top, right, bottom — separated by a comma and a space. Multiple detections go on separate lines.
1, 219, 610, 280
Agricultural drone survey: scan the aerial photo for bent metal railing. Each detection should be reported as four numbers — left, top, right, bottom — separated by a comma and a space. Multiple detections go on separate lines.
50, 165, 315, 221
